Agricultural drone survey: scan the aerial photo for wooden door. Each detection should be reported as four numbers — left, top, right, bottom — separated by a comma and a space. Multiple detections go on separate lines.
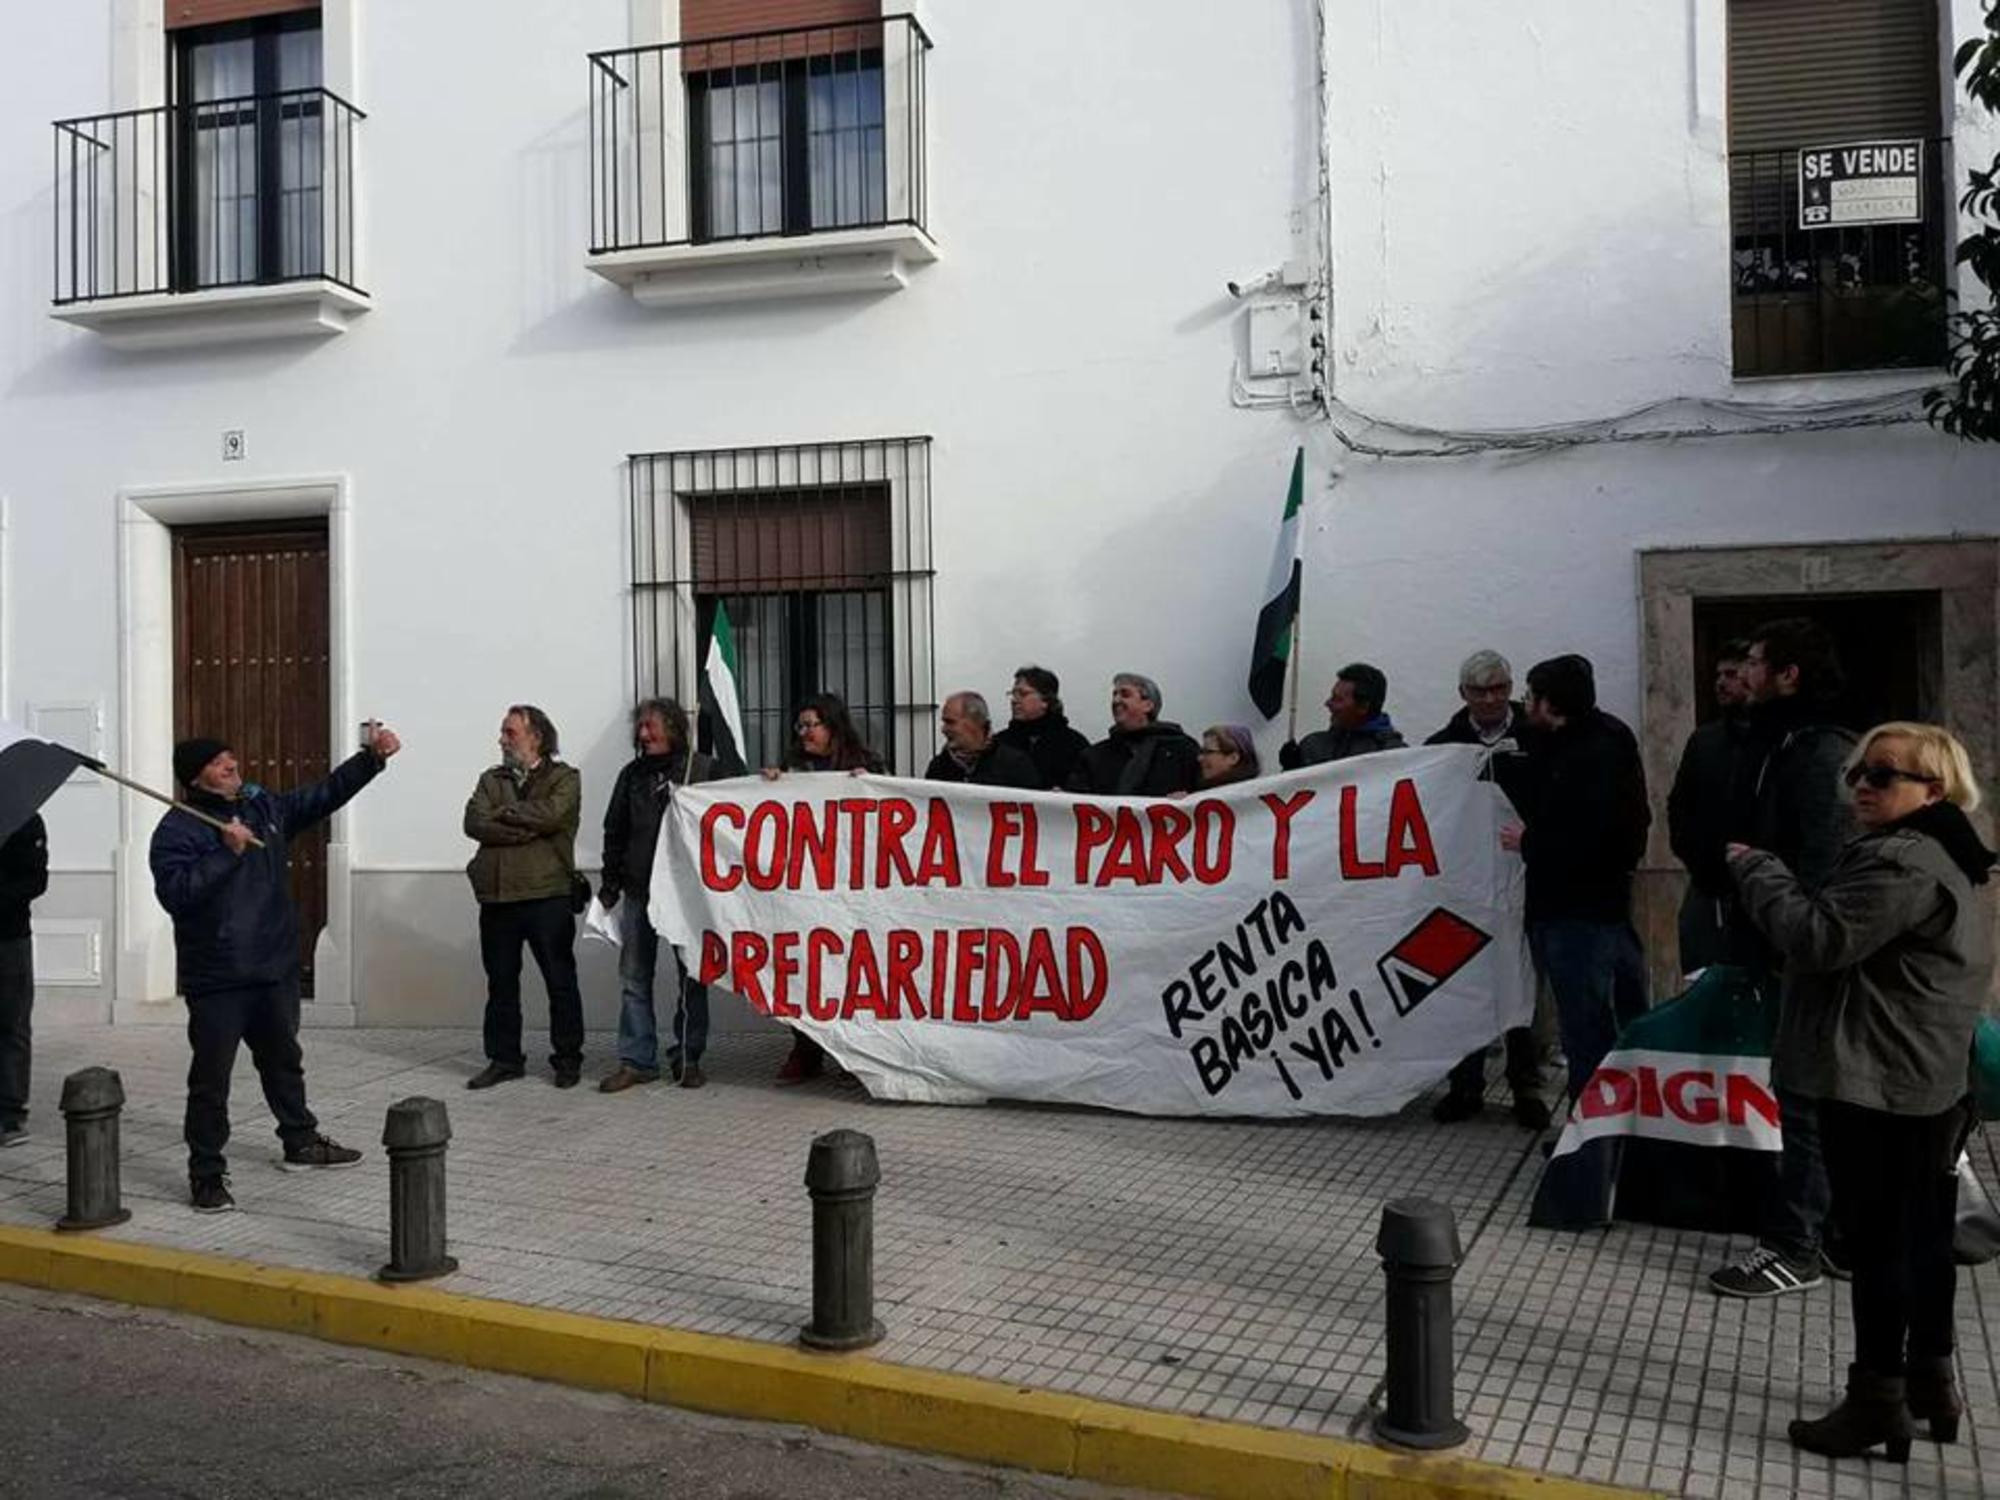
172, 520, 332, 994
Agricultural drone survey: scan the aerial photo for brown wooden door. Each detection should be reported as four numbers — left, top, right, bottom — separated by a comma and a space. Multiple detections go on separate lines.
172, 520, 332, 994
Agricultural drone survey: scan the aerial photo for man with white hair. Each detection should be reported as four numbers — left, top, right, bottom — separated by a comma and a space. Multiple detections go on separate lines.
1427, 650, 1548, 1128
1066, 673, 1202, 797
925, 692, 1041, 788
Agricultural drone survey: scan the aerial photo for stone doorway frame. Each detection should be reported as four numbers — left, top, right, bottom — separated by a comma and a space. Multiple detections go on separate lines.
1635, 536, 1998, 991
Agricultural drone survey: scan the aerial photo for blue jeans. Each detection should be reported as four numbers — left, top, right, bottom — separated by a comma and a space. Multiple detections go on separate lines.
618, 898, 708, 1074
1529, 918, 1648, 1103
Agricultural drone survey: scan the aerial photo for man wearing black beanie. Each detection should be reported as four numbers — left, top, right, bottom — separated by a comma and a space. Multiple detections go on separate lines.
151, 724, 401, 1214
1501, 655, 1652, 1107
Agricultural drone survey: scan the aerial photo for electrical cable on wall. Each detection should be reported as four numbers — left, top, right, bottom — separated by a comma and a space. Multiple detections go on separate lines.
1233, 0, 1939, 459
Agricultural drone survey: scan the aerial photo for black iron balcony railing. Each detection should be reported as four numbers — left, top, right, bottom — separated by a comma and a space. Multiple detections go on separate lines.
53, 88, 363, 306
589, 14, 930, 255
1729, 137, 1950, 377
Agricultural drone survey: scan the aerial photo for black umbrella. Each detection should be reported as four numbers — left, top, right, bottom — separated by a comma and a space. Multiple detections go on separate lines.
0, 721, 262, 847
0, 722, 84, 846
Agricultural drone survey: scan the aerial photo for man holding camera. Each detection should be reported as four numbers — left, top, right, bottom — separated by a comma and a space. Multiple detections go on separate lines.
151, 727, 399, 1214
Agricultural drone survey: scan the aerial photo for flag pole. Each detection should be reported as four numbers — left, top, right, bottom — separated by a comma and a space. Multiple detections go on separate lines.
1285, 607, 1303, 745
76, 760, 266, 849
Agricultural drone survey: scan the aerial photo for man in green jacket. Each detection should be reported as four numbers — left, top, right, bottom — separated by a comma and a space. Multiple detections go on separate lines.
464, 705, 583, 1089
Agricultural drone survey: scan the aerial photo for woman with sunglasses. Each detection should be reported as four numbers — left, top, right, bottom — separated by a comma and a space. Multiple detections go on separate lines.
1726, 722, 1995, 1462
762, 693, 885, 1082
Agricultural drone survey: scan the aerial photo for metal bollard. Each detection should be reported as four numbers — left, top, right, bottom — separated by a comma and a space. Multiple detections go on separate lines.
799, 1128, 885, 1351
55, 1067, 132, 1233
377, 1097, 458, 1283
1373, 1196, 1469, 1450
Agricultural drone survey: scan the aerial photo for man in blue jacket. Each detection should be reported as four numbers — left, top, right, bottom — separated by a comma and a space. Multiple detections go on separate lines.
151, 727, 400, 1214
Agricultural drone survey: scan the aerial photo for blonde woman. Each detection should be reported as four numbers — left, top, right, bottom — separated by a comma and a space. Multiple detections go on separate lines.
1727, 722, 1995, 1462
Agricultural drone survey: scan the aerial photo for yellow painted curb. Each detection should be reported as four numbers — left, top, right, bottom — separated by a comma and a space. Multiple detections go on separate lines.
0, 1226, 1650, 1500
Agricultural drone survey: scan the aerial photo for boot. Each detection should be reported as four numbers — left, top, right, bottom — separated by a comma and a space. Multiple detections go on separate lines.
1788, 1365, 1912, 1463
1906, 1355, 1963, 1444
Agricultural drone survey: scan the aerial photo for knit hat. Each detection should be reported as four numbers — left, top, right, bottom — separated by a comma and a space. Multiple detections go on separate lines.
173, 737, 231, 789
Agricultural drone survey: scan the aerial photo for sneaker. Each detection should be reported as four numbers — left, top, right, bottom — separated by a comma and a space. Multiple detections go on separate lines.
190, 1177, 236, 1214
598, 1065, 657, 1094
281, 1134, 363, 1172
1708, 1244, 1823, 1299
467, 1063, 525, 1091
1431, 1091, 1483, 1124
1511, 1094, 1552, 1132
680, 1061, 706, 1090
0, 1125, 30, 1149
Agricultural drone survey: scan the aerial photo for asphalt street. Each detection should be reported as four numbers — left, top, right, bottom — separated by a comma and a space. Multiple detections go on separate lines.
0, 1284, 1166, 1500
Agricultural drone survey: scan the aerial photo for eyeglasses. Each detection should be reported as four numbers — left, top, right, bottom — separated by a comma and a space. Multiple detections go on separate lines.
794, 720, 823, 735
1844, 763, 1937, 791
1007, 688, 1041, 701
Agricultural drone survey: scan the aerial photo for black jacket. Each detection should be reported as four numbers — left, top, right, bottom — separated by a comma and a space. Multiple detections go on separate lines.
1738, 699, 1857, 888
601, 750, 715, 904
924, 741, 1043, 789
0, 815, 49, 942
1667, 712, 1749, 898
1425, 704, 1539, 813
1281, 714, 1407, 769
993, 714, 1093, 792
1066, 721, 1202, 798
149, 751, 382, 996
1518, 709, 1650, 924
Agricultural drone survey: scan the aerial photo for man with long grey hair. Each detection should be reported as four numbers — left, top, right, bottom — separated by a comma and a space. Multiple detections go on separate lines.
599, 697, 717, 1092
1066, 672, 1201, 797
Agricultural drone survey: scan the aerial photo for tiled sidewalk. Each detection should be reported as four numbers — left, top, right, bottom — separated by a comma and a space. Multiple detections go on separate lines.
2, 1024, 1995, 1498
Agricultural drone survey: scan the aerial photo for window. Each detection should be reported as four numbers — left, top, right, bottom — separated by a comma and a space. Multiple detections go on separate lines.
1727, 0, 1948, 375
630, 439, 935, 773
688, 46, 887, 241
171, 8, 325, 289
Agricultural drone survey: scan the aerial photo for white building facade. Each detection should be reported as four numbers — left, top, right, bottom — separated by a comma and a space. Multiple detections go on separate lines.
3, 0, 1994, 1030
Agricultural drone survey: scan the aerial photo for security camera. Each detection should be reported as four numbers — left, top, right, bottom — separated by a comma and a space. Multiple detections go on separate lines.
1226, 260, 1310, 300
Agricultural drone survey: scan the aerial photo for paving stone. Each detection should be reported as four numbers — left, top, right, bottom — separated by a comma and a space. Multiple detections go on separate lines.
6, 1025, 1998, 1498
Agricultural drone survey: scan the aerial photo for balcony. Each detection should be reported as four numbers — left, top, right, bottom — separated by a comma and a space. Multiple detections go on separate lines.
51, 89, 367, 351
586, 15, 934, 308
1729, 138, 1950, 378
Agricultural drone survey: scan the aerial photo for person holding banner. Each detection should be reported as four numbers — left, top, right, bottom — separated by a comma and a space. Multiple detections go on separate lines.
1193, 725, 1260, 790
994, 667, 1092, 792
925, 693, 1041, 789
598, 698, 716, 1093
1066, 674, 1201, 797
1727, 722, 1994, 1463
1429, 650, 1549, 1129
765, 693, 885, 1083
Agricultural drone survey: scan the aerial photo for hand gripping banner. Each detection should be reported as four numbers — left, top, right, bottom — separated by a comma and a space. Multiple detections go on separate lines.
652, 745, 1529, 1117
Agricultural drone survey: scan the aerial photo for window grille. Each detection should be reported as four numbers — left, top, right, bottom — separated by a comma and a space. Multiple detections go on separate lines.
629, 437, 935, 773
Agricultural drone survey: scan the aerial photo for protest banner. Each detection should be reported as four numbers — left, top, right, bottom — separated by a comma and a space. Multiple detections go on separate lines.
651, 744, 1529, 1118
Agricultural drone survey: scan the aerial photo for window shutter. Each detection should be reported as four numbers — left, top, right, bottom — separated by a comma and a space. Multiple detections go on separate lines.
680, 0, 882, 68
681, 0, 880, 43
1727, 0, 1941, 152
165, 0, 319, 29
690, 488, 892, 593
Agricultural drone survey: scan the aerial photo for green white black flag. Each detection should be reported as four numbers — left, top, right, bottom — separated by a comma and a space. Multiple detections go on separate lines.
700, 603, 748, 776
1247, 447, 1304, 720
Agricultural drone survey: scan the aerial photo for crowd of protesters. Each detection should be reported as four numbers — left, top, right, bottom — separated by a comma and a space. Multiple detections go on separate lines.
1, 608, 1989, 1467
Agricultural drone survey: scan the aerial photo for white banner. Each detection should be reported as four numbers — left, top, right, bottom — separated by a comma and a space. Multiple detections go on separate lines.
652, 745, 1529, 1117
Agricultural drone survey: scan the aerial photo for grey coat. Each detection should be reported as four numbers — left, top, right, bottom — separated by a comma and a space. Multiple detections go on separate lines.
1732, 826, 1993, 1115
